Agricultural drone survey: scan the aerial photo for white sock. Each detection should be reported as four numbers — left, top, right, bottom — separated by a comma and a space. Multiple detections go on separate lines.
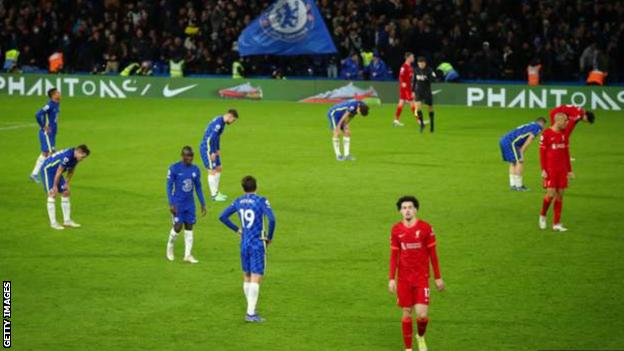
168, 228, 179, 246
246, 282, 259, 315
61, 197, 71, 223
343, 137, 350, 156
515, 175, 523, 187
32, 154, 46, 176
243, 282, 250, 298
208, 174, 217, 197
332, 137, 341, 157
47, 197, 57, 225
509, 174, 515, 187
184, 230, 193, 257
215, 173, 221, 194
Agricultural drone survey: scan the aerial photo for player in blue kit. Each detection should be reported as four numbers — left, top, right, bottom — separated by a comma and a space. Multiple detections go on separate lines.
40, 145, 90, 230
499, 117, 546, 191
199, 109, 238, 202
166, 146, 207, 264
30, 88, 61, 183
327, 99, 369, 161
219, 176, 276, 323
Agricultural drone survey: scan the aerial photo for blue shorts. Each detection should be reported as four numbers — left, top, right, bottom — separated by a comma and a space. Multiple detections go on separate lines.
200, 147, 221, 170
327, 114, 344, 131
40, 166, 66, 193
39, 130, 56, 153
240, 243, 266, 275
499, 139, 522, 163
172, 206, 196, 225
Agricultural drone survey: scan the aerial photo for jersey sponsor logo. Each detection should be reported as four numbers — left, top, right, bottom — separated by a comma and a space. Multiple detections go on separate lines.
401, 242, 422, 250
163, 84, 198, 98
182, 179, 193, 192
260, 0, 314, 42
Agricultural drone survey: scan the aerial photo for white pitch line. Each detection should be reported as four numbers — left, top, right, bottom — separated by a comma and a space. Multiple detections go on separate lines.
0, 123, 37, 131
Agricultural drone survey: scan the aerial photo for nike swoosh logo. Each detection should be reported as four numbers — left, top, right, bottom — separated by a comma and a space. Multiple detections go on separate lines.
432, 89, 442, 95
163, 84, 198, 98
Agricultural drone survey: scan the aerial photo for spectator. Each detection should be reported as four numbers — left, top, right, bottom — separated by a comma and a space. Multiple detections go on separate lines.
103, 35, 122, 74
368, 55, 389, 81
340, 53, 362, 80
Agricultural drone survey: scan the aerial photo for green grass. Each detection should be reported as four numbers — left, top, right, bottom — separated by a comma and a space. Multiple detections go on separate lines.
1, 96, 623, 351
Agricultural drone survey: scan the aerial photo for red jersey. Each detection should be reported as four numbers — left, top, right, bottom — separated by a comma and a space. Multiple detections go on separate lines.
540, 128, 571, 172
549, 105, 584, 139
389, 220, 441, 286
399, 62, 413, 89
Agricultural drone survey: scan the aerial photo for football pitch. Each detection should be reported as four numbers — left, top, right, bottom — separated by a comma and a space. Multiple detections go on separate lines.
1, 96, 623, 350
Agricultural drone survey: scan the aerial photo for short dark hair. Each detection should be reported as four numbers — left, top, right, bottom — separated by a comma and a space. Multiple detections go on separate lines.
405, 52, 414, 59
417, 56, 426, 62
396, 195, 419, 210
586, 111, 595, 124
535, 116, 547, 124
359, 102, 369, 116
228, 109, 239, 118
47, 88, 57, 98
181, 145, 194, 155
241, 175, 257, 192
76, 144, 90, 156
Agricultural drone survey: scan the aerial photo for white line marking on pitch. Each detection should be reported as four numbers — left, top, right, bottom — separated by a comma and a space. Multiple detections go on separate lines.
0, 123, 37, 131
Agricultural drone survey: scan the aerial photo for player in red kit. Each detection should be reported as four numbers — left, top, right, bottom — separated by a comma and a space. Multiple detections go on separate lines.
394, 52, 416, 127
388, 196, 444, 351
548, 104, 595, 176
539, 113, 572, 231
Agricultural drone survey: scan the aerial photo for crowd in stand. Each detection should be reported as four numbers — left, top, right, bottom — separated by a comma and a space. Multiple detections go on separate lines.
1, 0, 623, 83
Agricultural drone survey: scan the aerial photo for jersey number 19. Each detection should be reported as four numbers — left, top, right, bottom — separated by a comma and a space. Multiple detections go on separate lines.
239, 209, 255, 228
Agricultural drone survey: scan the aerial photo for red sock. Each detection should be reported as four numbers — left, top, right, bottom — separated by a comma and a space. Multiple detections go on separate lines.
416, 317, 429, 336
401, 317, 413, 349
541, 196, 553, 216
395, 105, 403, 119
554, 199, 563, 224
410, 105, 416, 115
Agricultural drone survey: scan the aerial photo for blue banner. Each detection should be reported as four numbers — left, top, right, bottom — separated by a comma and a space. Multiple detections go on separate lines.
238, 0, 337, 56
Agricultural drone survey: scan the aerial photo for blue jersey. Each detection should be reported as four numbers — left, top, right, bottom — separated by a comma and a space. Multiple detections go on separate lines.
219, 193, 276, 246
200, 116, 226, 153
328, 100, 364, 123
42, 148, 77, 174
36, 100, 60, 134
166, 161, 205, 209
501, 122, 543, 146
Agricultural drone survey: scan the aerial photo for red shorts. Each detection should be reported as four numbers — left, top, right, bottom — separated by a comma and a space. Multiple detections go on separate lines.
399, 88, 414, 101
397, 280, 429, 307
543, 170, 568, 189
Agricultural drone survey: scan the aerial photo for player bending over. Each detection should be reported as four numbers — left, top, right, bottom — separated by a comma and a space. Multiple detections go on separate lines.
499, 117, 546, 191
413, 57, 437, 133
539, 113, 572, 232
219, 176, 276, 322
166, 146, 207, 264
327, 99, 369, 161
40, 145, 90, 230
199, 109, 238, 202
389, 196, 444, 351
30, 88, 61, 183
393, 52, 416, 127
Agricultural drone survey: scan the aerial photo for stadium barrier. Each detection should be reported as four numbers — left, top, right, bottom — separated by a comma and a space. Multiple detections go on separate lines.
1, 73, 623, 111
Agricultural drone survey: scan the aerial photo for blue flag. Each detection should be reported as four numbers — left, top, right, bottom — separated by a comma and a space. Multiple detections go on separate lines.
238, 0, 337, 56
